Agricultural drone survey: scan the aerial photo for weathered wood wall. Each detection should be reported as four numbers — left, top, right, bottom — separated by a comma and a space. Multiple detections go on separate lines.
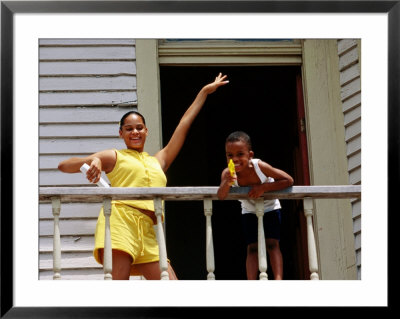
39, 39, 138, 279
337, 39, 362, 279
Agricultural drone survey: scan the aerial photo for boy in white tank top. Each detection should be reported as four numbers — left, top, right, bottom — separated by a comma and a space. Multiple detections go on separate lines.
217, 131, 294, 280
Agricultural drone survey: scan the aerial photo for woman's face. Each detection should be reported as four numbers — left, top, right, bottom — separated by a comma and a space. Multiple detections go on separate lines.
119, 114, 148, 151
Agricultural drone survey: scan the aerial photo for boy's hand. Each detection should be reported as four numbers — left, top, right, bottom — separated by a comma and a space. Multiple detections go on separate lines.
248, 184, 265, 199
222, 168, 236, 187
217, 168, 236, 200
203, 73, 229, 94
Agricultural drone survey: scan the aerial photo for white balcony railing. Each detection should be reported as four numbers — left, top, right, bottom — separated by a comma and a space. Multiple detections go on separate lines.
39, 185, 361, 280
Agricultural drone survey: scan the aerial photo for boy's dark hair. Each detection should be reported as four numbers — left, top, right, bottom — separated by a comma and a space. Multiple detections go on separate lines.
226, 131, 252, 150
119, 111, 146, 130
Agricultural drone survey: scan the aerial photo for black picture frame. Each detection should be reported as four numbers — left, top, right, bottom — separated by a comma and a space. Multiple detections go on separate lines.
1, 1, 397, 317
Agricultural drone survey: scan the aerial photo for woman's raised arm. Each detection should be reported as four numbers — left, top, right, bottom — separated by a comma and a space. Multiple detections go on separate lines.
155, 73, 228, 171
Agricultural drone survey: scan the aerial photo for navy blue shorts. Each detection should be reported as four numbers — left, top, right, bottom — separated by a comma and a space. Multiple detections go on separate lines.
241, 209, 281, 245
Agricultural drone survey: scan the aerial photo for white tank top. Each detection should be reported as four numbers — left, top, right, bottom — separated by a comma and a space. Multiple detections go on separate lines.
238, 158, 281, 214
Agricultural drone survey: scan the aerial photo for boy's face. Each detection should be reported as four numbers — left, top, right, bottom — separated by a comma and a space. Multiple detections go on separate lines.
225, 140, 254, 173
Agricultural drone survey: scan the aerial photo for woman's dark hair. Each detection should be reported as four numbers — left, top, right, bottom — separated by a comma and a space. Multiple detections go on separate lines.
226, 131, 252, 150
119, 111, 146, 130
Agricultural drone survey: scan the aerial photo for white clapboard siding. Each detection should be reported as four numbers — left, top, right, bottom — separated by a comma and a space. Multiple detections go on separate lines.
41, 154, 96, 169
40, 251, 101, 270
40, 236, 96, 253
40, 61, 136, 75
345, 118, 361, 141
40, 169, 111, 186
40, 91, 137, 107
342, 94, 361, 113
40, 203, 102, 219
337, 39, 361, 279
40, 137, 125, 154
39, 38, 139, 280
39, 269, 104, 280
39, 46, 136, 60
40, 76, 137, 91
40, 219, 98, 236
340, 63, 360, 86
346, 135, 361, 157
39, 39, 136, 45
347, 151, 361, 172
40, 123, 119, 137
40, 107, 130, 123
39, 269, 143, 280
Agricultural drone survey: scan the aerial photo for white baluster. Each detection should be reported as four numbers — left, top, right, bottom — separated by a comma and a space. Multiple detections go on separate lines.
203, 199, 215, 280
51, 197, 61, 280
255, 199, 268, 280
153, 197, 169, 280
303, 198, 320, 280
103, 198, 112, 280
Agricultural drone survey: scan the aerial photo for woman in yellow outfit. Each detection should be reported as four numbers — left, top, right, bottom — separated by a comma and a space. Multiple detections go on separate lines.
58, 73, 229, 280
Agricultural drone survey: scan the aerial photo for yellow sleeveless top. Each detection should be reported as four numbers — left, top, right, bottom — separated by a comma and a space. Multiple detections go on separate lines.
106, 149, 167, 211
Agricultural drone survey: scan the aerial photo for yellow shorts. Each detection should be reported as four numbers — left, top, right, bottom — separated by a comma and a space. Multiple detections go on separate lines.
93, 203, 161, 276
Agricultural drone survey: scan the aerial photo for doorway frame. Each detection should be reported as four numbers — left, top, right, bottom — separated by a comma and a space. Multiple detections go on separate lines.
135, 38, 357, 280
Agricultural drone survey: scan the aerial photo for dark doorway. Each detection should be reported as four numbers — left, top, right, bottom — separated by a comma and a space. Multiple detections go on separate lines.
160, 65, 306, 280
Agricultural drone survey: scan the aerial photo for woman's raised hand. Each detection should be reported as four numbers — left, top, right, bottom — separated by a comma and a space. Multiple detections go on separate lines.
203, 73, 229, 94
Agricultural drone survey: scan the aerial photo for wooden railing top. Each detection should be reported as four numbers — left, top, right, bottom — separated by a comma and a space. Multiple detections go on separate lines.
39, 185, 361, 203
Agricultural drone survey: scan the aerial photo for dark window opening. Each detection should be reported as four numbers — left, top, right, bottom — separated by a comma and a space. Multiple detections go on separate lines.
160, 65, 307, 280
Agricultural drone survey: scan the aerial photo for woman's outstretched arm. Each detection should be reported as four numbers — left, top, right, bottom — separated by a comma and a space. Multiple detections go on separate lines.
58, 149, 116, 184
155, 73, 228, 171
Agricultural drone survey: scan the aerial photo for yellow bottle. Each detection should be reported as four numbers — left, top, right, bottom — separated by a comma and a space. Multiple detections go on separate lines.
228, 159, 236, 186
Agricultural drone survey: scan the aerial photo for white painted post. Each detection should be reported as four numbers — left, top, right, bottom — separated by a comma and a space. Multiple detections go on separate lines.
102, 198, 113, 280
203, 199, 215, 280
303, 198, 320, 280
255, 199, 268, 280
153, 197, 169, 280
51, 197, 61, 280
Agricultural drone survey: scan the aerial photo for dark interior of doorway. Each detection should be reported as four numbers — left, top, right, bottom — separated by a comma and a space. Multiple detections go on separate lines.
160, 65, 304, 280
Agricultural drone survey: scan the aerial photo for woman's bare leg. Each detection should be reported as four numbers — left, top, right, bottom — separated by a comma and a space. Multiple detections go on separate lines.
98, 248, 132, 280
135, 261, 178, 280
